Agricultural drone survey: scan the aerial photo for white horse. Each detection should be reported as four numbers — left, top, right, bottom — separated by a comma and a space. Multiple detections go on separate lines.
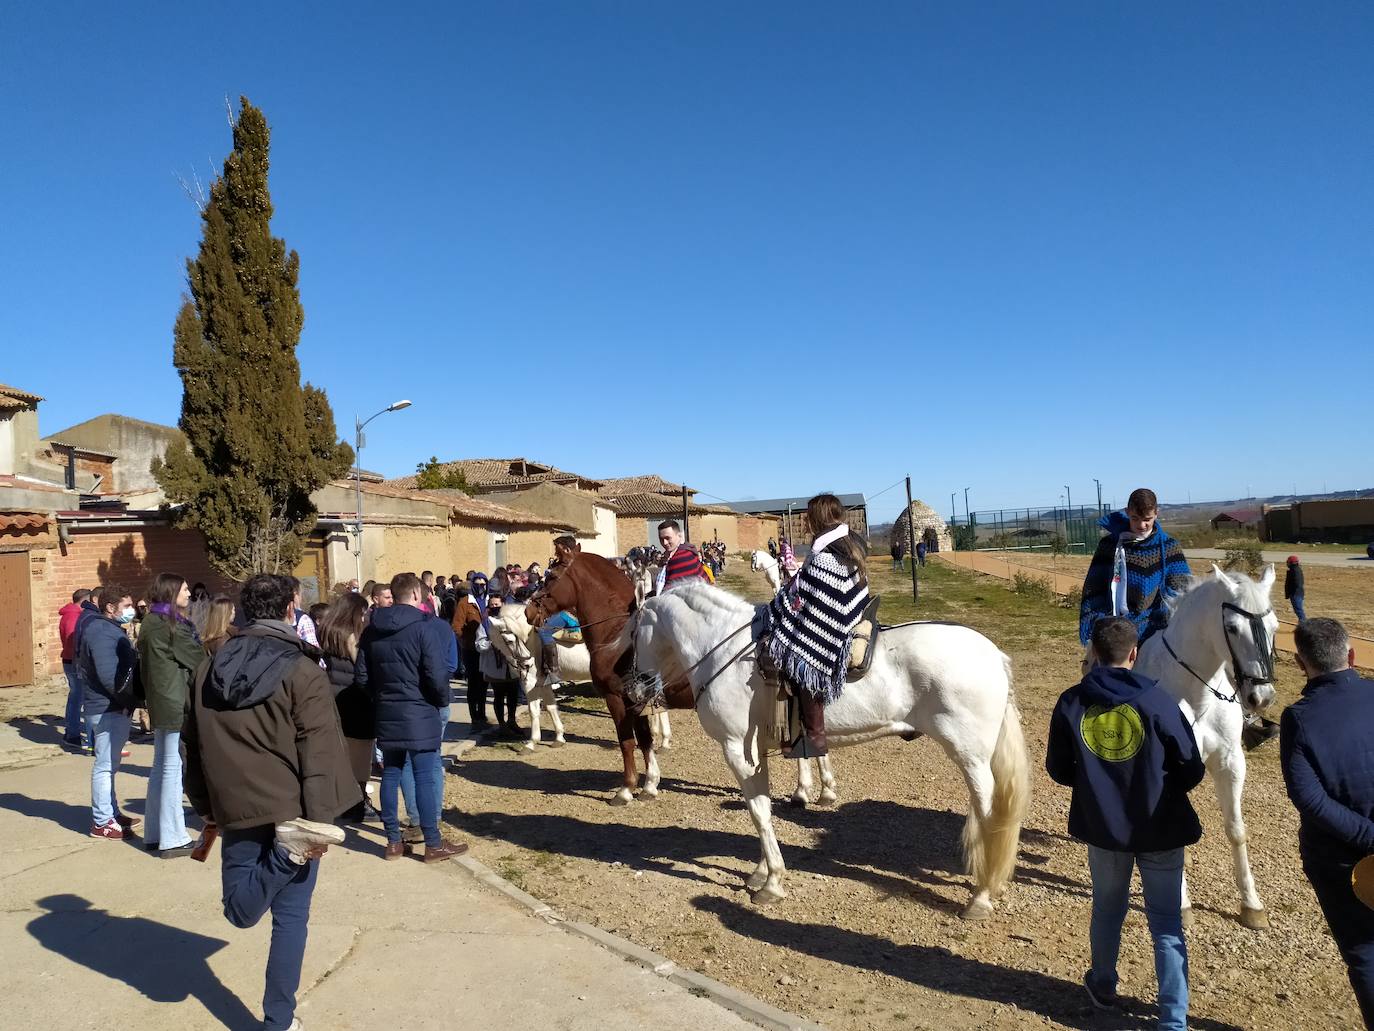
489, 605, 674, 752
749, 550, 782, 592
629, 582, 1030, 918
1134, 564, 1279, 930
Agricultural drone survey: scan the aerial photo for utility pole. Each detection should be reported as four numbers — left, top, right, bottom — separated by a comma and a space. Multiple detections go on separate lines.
950, 492, 957, 525
681, 484, 690, 543
905, 476, 919, 603
964, 487, 971, 523
1093, 478, 1102, 514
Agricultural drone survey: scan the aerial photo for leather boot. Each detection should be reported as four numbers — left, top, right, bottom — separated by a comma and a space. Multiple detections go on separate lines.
541, 638, 562, 686
783, 692, 828, 758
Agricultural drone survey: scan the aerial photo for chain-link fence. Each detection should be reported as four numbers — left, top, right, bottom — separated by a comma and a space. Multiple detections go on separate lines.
949, 505, 1103, 553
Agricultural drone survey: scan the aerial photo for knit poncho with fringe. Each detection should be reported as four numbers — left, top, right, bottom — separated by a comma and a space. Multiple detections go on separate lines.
762, 548, 868, 702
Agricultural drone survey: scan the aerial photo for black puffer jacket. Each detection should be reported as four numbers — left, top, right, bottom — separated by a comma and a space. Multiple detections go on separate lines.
324, 652, 373, 740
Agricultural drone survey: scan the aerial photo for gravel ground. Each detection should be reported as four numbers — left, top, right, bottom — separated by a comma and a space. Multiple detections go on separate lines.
443, 561, 1364, 1031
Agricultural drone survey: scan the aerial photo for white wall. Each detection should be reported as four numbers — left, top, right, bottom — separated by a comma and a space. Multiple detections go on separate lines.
582, 505, 619, 557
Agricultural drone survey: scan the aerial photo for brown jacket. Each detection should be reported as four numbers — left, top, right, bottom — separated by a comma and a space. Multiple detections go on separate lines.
453, 597, 485, 652
182, 621, 359, 830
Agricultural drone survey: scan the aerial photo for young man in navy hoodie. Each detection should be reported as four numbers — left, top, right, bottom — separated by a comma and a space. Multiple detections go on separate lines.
1047, 616, 1206, 1031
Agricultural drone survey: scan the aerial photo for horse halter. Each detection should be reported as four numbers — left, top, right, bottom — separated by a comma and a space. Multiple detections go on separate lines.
1221, 601, 1277, 689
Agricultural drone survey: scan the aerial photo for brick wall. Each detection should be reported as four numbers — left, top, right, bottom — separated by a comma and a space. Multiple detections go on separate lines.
34, 523, 229, 677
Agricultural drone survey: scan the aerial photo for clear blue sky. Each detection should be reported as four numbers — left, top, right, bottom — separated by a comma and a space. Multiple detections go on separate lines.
3, 4, 1370, 523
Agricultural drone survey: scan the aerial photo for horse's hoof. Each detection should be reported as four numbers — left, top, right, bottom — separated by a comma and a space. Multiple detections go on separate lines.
788, 792, 809, 809
637, 787, 659, 801
1181, 906, 1195, 929
1240, 906, 1270, 931
657, 741, 672, 751
750, 883, 787, 905
609, 788, 633, 806
550, 738, 565, 748
962, 897, 994, 921
818, 789, 839, 806
522, 742, 536, 752
745, 869, 769, 892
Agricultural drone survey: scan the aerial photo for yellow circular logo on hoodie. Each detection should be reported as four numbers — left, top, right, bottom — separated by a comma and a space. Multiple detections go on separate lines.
1080, 703, 1145, 762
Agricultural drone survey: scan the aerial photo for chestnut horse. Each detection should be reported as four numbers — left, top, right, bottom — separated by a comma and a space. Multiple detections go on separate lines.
525, 553, 692, 804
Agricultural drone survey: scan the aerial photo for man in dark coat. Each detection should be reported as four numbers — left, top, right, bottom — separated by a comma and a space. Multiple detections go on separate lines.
1284, 555, 1307, 623
358, 571, 465, 863
183, 573, 358, 1031
1281, 617, 1374, 1025
1047, 616, 1205, 1031
74, 585, 140, 839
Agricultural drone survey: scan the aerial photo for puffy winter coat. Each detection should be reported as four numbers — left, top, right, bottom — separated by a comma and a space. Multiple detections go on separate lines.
357, 604, 452, 751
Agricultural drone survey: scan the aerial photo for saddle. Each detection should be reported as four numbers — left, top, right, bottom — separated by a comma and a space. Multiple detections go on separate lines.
552, 628, 583, 645
846, 595, 882, 682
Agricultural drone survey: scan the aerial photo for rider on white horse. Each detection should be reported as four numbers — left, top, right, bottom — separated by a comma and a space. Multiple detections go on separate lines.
762, 494, 869, 760
1079, 487, 1191, 665
655, 520, 708, 594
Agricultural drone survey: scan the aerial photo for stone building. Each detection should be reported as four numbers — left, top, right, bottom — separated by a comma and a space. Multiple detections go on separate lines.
892, 499, 952, 554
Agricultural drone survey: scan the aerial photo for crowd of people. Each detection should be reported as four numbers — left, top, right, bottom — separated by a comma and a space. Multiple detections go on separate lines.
47, 492, 1374, 1030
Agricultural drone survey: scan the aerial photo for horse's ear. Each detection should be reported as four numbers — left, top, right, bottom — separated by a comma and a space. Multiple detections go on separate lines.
1259, 563, 1276, 589
1210, 564, 1237, 592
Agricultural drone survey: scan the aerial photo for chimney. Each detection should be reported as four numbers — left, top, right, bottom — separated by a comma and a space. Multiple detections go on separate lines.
64, 447, 76, 490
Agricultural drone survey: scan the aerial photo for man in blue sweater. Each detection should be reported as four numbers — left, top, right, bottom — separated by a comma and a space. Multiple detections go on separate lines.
1047, 616, 1206, 1031
1281, 617, 1374, 1026
357, 571, 465, 864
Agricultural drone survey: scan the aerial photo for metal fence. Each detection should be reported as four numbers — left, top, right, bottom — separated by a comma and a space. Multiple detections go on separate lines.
949, 504, 1103, 553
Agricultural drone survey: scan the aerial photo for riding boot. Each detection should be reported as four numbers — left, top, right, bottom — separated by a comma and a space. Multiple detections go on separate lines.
541, 639, 562, 687
783, 691, 828, 759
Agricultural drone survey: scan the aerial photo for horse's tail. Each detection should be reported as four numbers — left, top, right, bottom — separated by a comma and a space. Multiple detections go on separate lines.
962, 653, 1030, 900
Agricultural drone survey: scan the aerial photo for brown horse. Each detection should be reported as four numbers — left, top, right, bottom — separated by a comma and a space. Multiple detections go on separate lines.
525, 553, 690, 804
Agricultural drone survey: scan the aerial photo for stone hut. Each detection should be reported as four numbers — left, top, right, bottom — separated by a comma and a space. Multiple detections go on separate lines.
893, 499, 952, 554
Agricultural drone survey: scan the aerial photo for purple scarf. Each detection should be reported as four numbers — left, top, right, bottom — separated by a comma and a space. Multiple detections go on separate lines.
150, 602, 200, 641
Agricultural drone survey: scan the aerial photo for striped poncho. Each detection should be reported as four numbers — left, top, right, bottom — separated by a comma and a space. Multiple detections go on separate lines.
763, 548, 869, 702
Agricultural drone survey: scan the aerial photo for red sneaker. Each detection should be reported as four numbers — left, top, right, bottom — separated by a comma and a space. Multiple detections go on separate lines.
90, 821, 124, 840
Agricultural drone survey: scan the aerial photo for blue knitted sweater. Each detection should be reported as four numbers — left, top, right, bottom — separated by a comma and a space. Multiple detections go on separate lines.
1078, 512, 1192, 645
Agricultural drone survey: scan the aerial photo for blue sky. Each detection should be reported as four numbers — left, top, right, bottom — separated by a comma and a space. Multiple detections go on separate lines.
2, 4, 1369, 523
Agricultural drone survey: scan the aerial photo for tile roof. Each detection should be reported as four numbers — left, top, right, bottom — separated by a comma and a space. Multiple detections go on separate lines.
595, 474, 685, 497
0, 383, 44, 409
0, 511, 50, 532
605, 492, 736, 517
385, 457, 602, 491
329, 480, 568, 530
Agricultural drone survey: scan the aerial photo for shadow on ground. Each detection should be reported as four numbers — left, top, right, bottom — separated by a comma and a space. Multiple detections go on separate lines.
692, 895, 1243, 1031
27, 894, 258, 1029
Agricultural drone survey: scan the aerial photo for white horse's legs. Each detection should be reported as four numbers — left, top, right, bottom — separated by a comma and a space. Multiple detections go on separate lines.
547, 702, 566, 745
1181, 869, 1195, 928
639, 746, 662, 799
523, 698, 542, 751
653, 711, 673, 751
1210, 748, 1269, 929
956, 755, 997, 920
790, 758, 814, 807
722, 741, 785, 902
817, 755, 838, 805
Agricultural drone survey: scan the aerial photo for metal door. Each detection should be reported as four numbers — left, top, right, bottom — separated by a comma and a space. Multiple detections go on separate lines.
0, 551, 33, 687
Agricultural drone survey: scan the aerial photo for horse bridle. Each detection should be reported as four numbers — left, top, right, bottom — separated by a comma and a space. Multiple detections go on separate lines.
1161, 601, 1276, 704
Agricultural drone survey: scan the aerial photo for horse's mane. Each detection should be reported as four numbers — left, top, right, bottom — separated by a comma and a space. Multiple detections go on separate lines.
1168, 567, 1271, 617
654, 580, 756, 621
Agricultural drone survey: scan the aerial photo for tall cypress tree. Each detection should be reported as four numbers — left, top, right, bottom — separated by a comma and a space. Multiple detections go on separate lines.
155, 97, 352, 578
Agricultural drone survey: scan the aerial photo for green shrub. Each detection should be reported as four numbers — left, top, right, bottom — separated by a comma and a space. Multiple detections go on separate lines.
1220, 538, 1264, 576
1012, 571, 1055, 602
1061, 587, 1083, 611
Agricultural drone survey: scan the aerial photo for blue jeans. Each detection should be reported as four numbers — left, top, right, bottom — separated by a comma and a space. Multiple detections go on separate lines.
62, 662, 84, 744
381, 748, 440, 847
86, 711, 130, 827
221, 825, 319, 1031
1291, 594, 1307, 622
1087, 845, 1188, 1031
145, 729, 192, 849
398, 706, 449, 826
538, 612, 578, 647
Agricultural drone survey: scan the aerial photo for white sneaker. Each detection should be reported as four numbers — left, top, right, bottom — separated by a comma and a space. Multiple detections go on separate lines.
275, 818, 346, 865
287, 1019, 304, 1030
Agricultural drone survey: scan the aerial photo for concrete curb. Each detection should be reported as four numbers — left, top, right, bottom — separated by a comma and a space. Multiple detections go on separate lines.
0, 744, 63, 771
444, 851, 825, 1031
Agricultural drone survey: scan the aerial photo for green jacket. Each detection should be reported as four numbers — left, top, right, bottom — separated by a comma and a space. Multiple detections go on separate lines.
137, 612, 204, 731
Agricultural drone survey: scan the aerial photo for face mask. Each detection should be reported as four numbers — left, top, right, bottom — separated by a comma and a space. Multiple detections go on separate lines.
118, 607, 136, 623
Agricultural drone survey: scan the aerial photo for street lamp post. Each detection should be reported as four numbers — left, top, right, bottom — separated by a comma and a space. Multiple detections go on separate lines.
353, 399, 413, 586
1093, 478, 1103, 514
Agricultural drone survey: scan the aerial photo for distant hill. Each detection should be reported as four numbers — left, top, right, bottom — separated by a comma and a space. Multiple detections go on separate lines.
1160, 488, 1374, 526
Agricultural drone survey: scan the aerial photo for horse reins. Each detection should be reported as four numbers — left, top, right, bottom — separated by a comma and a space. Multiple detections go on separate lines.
1161, 633, 1238, 704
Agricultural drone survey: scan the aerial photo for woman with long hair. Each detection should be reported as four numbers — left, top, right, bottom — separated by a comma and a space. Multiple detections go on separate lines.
763, 493, 869, 759
201, 596, 236, 655
137, 572, 203, 856
317, 592, 376, 821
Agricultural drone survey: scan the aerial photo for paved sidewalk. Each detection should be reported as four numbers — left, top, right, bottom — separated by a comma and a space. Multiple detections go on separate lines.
1185, 547, 1373, 568
0, 734, 755, 1031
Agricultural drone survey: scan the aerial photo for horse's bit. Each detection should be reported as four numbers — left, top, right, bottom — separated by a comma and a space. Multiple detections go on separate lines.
1161, 601, 1276, 704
